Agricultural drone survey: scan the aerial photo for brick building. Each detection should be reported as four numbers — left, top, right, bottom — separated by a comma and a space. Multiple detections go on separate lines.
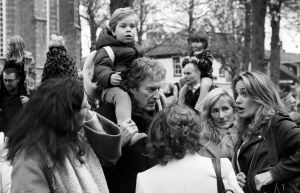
0, 0, 81, 83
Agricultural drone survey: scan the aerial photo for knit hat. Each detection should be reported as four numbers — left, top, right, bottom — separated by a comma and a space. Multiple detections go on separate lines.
41, 35, 78, 82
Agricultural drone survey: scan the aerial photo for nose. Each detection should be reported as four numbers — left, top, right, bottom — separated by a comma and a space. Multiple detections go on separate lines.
219, 111, 225, 119
153, 89, 160, 99
235, 95, 241, 104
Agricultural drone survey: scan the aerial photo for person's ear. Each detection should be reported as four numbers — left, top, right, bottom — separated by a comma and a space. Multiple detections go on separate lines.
130, 88, 136, 95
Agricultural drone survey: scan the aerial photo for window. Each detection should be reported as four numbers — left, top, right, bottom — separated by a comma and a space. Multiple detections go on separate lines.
173, 56, 182, 77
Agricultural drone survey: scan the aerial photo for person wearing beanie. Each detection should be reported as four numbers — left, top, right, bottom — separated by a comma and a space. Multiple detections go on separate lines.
41, 35, 78, 82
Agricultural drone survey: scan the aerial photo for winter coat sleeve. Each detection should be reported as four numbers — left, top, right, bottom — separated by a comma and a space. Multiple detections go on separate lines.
93, 48, 115, 89
10, 149, 50, 193
84, 111, 122, 166
269, 119, 300, 182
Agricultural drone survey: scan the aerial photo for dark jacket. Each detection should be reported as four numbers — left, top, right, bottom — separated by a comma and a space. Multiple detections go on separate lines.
93, 28, 143, 89
97, 102, 158, 193
233, 114, 300, 193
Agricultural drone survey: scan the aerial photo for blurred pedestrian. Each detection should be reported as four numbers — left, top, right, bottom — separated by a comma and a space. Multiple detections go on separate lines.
5, 35, 36, 95
0, 60, 28, 134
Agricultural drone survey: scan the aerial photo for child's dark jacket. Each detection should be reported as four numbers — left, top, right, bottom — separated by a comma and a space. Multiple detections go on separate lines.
93, 28, 143, 89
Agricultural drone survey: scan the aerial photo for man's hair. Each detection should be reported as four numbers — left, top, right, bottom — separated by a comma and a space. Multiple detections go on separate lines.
3, 60, 20, 78
122, 57, 166, 91
6, 78, 86, 163
147, 104, 201, 165
109, 7, 138, 32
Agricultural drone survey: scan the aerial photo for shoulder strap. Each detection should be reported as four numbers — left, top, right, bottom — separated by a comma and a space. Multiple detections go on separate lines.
212, 158, 225, 193
103, 46, 115, 63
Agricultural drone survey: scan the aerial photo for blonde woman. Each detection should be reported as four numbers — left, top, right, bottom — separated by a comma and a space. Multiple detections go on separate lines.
199, 88, 239, 160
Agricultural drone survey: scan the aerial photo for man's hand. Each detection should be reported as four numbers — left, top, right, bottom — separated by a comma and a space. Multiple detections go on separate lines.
236, 172, 246, 189
254, 171, 274, 192
110, 72, 122, 86
20, 95, 29, 104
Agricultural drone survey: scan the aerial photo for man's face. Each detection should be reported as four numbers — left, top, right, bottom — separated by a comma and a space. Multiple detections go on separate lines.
3, 72, 19, 93
183, 63, 201, 87
131, 77, 164, 111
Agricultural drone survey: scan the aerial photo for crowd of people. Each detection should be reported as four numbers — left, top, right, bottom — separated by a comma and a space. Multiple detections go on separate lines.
0, 6, 300, 193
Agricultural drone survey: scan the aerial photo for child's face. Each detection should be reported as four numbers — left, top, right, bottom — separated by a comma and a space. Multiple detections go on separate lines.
192, 42, 204, 52
112, 15, 137, 44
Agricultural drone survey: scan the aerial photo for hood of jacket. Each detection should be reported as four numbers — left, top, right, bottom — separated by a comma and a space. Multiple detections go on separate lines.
95, 28, 134, 49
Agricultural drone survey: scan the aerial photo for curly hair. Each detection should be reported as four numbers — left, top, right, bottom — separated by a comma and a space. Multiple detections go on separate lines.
147, 104, 201, 165
232, 71, 286, 139
41, 39, 78, 82
121, 57, 166, 92
6, 78, 86, 164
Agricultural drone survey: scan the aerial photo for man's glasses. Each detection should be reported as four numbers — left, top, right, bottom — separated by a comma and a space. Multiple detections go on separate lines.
3, 79, 17, 83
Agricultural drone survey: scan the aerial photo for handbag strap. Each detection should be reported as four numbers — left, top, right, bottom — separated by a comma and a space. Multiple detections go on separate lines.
212, 158, 225, 193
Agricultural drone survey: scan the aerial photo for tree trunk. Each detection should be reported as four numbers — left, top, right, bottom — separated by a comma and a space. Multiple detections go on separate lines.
87, 3, 98, 51
187, 0, 194, 54
110, 0, 134, 14
250, 0, 267, 73
242, 0, 251, 72
269, 0, 282, 85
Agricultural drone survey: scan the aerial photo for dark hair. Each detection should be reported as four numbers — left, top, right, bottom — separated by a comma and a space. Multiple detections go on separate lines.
147, 104, 201, 165
6, 78, 86, 163
3, 60, 20, 78
121, 57, 166, 91
189, 35, 208, 49
41, 44, 78, 82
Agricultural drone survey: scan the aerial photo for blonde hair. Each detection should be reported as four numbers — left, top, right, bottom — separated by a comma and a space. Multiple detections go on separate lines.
233, 71, 286, 138
200, 88, 238, 143
6, 35, 25, 63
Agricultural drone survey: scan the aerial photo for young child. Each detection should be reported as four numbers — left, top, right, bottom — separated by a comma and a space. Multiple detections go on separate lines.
179, 35, 213, 113
93, 7, 143, 125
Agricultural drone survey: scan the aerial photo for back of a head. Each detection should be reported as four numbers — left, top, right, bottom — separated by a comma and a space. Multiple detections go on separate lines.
6, 35, 25, 62
41, 35, 78, 82
233, 71, 286, 113
147, 104, 201, 165
109, 7, 137, 31
6, 77, 84, 161
122, 57, 166, 91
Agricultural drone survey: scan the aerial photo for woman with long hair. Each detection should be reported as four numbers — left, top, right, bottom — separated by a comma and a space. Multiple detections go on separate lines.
136, 104, 243, 193
5, 35, 36, 95
5, 77, 135, 193
232, 71, 300, 193
199, 88, 239, 160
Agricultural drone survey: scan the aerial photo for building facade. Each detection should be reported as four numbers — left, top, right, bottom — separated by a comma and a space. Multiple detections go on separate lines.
0, 0, 81, 83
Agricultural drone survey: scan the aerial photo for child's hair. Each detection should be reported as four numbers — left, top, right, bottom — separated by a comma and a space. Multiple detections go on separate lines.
6, 35, 26, 63
189, 34, 208, 49
109, 7, 138, 32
